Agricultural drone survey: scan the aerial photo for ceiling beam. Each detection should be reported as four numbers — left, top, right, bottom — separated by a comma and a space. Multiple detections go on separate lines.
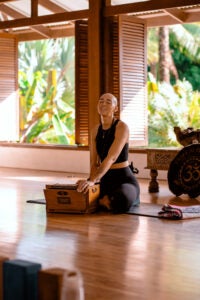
0, 0, 21, 2
104, 0, 200, 16
0, 3, 52, 37
0, 9, 89, 30
31, 0, 38, 18
38, 0, 67, 13
146, 11, 200, 27
0, 11, 8, 22
39, 0, 74, 13
163, 8, 187, 23
185, 11, 200, 23
30, 25, 52, 38
0, 3, 25, 18
17, 25, 74, 41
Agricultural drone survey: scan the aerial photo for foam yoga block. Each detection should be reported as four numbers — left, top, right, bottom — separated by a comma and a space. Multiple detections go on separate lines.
0, 257, 9, 300
3, 259, 42, 300
38, 268, 84, 300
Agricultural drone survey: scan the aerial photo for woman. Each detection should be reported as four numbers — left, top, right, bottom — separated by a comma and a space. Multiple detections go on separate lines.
77, 93, 140, 213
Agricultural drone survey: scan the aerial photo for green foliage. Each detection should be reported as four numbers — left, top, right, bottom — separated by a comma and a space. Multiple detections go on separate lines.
18, 38, 75, 145
148, 75, 200, 147
148, 24, 200, 90
169, 24, 200, 90
147, 24, 200, 147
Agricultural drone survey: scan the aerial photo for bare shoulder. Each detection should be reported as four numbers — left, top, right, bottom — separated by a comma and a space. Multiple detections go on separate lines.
116, 120, 129, 132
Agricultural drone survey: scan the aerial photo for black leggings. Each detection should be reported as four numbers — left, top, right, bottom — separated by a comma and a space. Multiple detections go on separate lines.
99, 166, 140, 213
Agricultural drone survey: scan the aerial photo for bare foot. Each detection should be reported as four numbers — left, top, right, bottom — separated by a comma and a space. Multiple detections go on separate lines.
99, 195, 111, 210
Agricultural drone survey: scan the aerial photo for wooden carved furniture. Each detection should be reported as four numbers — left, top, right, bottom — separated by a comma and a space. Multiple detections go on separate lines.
174, 127, 200, 146
146, 148, 180, 193
146, 127, 200, 195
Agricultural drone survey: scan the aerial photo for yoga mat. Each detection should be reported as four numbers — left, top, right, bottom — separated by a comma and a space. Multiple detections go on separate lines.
26, 200, 200, 220
26, 199, 46, 204
26, 200, 162, 218
126, 203, 162, 218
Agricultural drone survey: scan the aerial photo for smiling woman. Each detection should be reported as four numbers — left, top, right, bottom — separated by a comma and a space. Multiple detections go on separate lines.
77, 93, 140, 213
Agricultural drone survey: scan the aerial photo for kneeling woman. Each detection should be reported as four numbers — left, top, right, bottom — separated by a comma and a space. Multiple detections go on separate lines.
77, 93, 140, 213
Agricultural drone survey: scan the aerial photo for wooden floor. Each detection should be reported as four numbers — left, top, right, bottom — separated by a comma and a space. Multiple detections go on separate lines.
0, 167, 200, 300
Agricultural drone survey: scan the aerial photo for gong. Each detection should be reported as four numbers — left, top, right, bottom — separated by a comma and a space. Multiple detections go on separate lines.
168, 143, 200, 198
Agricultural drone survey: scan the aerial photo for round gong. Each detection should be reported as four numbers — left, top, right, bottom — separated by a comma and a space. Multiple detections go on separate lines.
168, 143, 200, 198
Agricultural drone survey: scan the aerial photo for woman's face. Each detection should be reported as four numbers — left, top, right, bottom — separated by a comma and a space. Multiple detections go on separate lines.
97, 93, 117, 116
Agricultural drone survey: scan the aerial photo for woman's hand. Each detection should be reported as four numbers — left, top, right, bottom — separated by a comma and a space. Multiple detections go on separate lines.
76, 179, 95, 194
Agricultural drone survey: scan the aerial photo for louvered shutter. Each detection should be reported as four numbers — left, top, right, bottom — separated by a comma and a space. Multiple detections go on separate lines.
118, 16, 148, 146
0, 33, 19, 141
112, 18, 120, 118
75, 20, 89, 146
75, 17, 147, 147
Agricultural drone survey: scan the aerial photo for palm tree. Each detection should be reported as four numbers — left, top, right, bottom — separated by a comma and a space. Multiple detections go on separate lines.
148, 23, 200, 86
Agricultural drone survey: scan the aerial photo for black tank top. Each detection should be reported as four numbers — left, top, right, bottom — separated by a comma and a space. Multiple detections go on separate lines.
96, 119, 128, 163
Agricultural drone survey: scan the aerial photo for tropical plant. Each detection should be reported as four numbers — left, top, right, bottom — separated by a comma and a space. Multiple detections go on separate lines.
147, 23, 200, 147
148, 23, 200, 89
170, 23, 200, 89
148, 74, 200, 147
18, 38, 75, 144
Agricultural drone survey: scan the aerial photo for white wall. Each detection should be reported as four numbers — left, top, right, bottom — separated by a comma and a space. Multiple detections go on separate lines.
0, 145, 168, 180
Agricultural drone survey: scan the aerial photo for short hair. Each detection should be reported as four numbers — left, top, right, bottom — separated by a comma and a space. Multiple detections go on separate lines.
100, 93, 118, 106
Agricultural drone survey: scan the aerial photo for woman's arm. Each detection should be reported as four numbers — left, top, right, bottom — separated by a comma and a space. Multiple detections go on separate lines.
77, 120, 129, 193
77, 125, 100, 193
89, 125, 100, 178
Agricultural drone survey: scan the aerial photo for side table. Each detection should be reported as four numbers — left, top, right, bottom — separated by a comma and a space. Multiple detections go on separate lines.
146, 148, 180, 193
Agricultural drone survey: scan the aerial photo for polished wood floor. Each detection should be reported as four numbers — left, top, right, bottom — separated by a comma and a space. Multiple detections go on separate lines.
0, 167, 200, 300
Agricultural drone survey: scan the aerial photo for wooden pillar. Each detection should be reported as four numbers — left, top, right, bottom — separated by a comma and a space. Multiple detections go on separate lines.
102, 1, 114, 93
88, 0, 103, 131
103, 16, 114, 93
31, 0, 38, 18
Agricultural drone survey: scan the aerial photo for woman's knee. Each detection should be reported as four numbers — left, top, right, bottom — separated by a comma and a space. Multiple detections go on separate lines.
109, 184, 139, 213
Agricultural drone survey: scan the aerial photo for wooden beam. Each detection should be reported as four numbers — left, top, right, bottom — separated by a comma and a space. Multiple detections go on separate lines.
0, 4, 51, 37
146, 11, 200, 27
0, 0, 21, 2
142, 9, 200, 27
0, 3, 25, 18
0, 10, 8, 21
17, 26, 75, 41
31, 25, 52, 38
104, 0, 200, 16
163, 8, 187, 23
31, 0, 38, 18
0, 9, 89, 29
146, 15, 183, 27
185, 11, 200, 23
38, 0, 67, 13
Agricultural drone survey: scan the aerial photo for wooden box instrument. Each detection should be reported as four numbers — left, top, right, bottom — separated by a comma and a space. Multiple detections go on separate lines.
44, 183, 100, 214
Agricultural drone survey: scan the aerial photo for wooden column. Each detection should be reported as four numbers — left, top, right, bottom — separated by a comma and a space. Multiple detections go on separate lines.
31, 0, 38, 18
102, 0, 113, 93
88, 0, 103, 132
103, 16, 114, 93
